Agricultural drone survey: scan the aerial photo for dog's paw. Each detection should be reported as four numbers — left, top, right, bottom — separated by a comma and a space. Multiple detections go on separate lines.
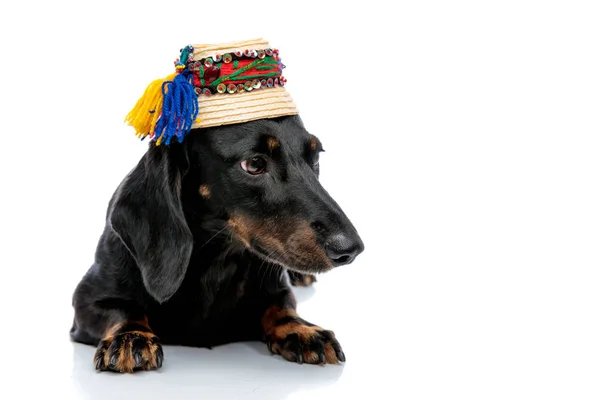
94, 331, 163, 373
266, 323, 344, 365
288, 271, 317, 287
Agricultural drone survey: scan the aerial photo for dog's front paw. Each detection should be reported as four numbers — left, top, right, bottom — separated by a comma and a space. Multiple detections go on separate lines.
266, 323, 345, 365
94, 331, 163, 373
288, 271, 317, 287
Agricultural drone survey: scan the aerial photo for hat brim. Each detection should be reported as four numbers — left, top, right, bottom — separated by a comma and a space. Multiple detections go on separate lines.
193, 86, 298, 129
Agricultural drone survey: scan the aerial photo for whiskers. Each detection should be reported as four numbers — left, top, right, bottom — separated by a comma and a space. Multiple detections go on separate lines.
256, 245, 291, 290
199, 226, 228, 249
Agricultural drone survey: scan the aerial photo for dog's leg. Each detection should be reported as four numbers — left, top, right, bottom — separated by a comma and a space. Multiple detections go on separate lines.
71, 302, 163, 373
287, 270, 317, 287
93, 317, 163, 373
261, 290, 345, 365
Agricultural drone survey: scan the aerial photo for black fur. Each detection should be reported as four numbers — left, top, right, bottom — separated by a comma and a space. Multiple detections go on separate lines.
70, 115, 364, 371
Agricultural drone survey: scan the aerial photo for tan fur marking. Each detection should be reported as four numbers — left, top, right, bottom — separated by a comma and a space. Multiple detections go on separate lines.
259, 233, 286, 253
263, 306, 319, 341
273, 323, 320, 341
310, 136, 318, 151
199, 184, 211, 198
102, 317, 150, 338
267, 136, 280, 150
141, 346, 154, 369
105, 323, 123, 338
262, 306, 295, 333
97, 318, 159, 373
324, 346, 338, 364
285, 220, 332, 270
262, 306, 341, 365
302, 349, 322, 364
228, 214, 332, 272
116, 335, 136, 372
302, 274, 316, 286
228, 216, 252, 247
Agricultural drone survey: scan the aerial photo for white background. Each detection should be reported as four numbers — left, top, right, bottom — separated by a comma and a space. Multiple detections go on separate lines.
1, 1, 599, 399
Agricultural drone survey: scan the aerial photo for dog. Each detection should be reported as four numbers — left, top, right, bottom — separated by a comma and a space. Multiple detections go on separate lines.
70, 115, 364, 373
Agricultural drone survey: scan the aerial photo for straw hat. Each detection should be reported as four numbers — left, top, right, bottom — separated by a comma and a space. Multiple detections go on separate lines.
124, 38, 299, 145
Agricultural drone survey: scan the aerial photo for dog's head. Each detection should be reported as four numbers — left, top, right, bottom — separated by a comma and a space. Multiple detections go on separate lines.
109, 115, 364, 302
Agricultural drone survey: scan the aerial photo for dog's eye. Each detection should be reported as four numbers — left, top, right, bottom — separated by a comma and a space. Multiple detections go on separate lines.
241, 156, 267, 175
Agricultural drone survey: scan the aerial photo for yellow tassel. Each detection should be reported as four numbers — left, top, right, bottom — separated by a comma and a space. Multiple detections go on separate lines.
124, 73, 177, 139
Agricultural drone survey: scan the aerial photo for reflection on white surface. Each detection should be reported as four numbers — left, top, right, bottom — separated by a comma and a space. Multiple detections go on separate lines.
66, 287, 344, 400
70, 340, 343, 400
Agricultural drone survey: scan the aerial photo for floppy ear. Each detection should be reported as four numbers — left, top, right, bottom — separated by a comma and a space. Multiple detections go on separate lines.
108, 143, 193, 303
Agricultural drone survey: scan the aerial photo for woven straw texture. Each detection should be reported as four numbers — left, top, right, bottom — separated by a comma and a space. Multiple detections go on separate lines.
190, 38, 299, 128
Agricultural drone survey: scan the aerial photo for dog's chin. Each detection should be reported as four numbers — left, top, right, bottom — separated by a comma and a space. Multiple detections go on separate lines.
247, 243, 332, 275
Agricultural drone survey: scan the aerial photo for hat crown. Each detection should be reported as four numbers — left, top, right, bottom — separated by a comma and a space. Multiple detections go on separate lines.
125, 38, 298, 145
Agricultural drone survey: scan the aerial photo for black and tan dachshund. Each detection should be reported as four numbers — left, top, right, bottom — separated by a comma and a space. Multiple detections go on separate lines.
70, 115, 364, 373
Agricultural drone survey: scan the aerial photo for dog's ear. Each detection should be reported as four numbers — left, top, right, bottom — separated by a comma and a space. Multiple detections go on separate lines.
108, 143, 193, 304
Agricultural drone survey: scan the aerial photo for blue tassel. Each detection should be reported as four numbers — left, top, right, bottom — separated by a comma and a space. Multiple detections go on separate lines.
154, 70, 199, 145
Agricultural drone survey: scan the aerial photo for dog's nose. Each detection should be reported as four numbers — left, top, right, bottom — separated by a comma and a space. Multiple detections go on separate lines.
325, 233, 364, 267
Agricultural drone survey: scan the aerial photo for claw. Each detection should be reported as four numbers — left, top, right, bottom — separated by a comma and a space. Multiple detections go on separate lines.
266, 336, 274, 354
336, 351, 346, 362
109, 353, 119, 366
94, 354, 104, 370
319, 330, 335, 340
155, 346, 164, 368
134, 352, 143, 367
318, 352, 326, 364
296, 347, 304, 364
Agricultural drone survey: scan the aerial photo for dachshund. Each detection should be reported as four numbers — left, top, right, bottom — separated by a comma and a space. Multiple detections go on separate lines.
70, 115, 364, 373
